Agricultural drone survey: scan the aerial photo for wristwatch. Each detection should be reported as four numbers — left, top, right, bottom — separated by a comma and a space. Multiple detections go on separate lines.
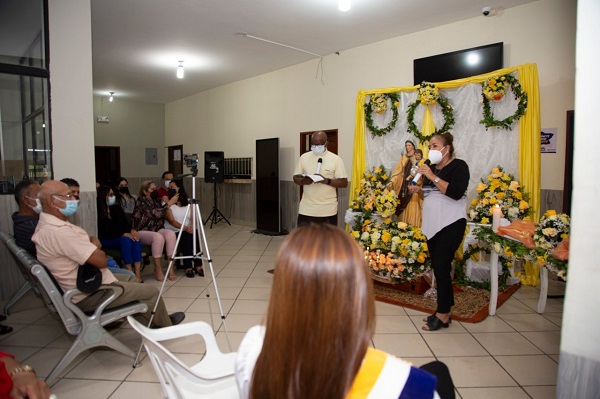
327, 178, 332, 185
433, 177, 441, 184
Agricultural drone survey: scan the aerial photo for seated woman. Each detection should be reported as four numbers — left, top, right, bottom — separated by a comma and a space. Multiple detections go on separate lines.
235, 223, 455, 399
97, 185, 144, 281
164, 179, 204, 278
114, 177, 137, 225
132, 180, 179, 281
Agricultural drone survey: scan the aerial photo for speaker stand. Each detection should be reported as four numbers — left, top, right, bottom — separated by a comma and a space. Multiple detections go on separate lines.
203, 181, 231, 229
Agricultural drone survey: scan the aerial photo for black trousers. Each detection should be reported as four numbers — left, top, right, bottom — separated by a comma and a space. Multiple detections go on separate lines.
176, 231, 202, 269
427, 218, 466, 314
297, 213, 338, 226
420, 361, 456, 399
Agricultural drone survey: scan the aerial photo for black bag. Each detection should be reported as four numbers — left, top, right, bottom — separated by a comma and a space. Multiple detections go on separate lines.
76, 263, 102, 293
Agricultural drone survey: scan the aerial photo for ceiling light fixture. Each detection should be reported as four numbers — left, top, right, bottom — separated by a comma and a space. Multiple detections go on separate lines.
234, 32, 323, 57
338, 0, 351, 12
177, 61, 184, 79
109, 91, 114, 102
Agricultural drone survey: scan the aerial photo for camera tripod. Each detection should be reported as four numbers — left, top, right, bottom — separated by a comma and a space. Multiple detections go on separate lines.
133, 166, 231, 367
203, 181, 231, 229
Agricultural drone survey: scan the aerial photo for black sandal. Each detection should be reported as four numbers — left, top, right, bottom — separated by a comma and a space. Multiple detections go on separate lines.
195, 267, 204, 277
185, 269, 195, 278
0, 324, 13, 335
423, 315, 450, 331
423, 313, 452, 324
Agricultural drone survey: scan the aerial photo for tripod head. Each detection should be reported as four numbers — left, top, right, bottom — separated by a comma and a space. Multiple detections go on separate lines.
183, 154, 199, 177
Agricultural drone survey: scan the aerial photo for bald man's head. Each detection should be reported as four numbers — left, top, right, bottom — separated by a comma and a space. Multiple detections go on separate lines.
39, 180, 73, 218
310, 131, 328, 146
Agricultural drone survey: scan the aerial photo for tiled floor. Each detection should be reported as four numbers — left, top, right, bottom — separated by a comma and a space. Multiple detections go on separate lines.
0, 224, 564, 399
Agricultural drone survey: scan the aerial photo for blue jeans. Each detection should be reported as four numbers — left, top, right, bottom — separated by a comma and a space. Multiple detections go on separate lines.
101, 236, 142, 265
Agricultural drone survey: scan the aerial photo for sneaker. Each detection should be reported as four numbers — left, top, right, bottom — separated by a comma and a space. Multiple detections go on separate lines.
169, 312, 185, 326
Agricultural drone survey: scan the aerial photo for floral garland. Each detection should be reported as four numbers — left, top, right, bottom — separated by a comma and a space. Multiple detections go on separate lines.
454, 244, 512, 291
468, 166, 531, 223
480, 74, 528, 130
351, 221, 430, 283
406, 82, 455, 144
364, 92, 400, 138
349, 165, 398, 228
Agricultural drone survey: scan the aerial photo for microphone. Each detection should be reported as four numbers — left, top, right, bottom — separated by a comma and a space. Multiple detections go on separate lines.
411, 159, 431, 184
316, 158, 323, 174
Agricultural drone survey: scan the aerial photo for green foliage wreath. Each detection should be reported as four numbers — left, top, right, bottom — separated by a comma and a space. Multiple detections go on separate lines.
406, 83, 455, 144
364, 92, 400, 138
480, 74, 528, 130
454, 244, 512, 291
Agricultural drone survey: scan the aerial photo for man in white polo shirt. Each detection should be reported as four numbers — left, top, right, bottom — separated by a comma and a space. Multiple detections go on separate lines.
293, 131, 348, 226
32, 180, 184, 328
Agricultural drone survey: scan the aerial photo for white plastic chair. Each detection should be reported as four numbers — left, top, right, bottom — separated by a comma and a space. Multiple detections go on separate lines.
127, 316, 239, 399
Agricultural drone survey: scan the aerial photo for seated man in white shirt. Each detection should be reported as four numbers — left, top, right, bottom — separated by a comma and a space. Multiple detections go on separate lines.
32, 180, 184, 328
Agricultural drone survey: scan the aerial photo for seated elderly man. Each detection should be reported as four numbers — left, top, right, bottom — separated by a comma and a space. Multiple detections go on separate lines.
32, 180, 184, 328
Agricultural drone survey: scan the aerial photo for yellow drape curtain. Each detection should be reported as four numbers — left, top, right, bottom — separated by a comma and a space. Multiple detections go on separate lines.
351, 64, 541, 284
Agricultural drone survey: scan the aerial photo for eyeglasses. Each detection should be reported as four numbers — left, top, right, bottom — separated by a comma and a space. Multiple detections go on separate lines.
53, 193, 80, 200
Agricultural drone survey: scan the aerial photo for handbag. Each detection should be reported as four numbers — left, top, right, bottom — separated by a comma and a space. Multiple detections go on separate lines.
76, 263, 102, 293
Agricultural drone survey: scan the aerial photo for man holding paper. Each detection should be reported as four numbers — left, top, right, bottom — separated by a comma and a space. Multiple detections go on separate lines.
293, 131, 348, 226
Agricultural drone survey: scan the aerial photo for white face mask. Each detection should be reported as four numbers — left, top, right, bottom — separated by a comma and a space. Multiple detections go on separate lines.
164, 180, 171, 188
26, 196, 42, 214
311, 145, 326, 155
428, 146, 446, 164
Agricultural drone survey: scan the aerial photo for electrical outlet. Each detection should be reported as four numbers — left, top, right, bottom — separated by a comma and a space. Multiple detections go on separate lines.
97, 116, 110, 123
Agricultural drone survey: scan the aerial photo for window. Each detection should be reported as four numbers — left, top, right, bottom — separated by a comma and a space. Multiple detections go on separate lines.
0, 0, 51, 194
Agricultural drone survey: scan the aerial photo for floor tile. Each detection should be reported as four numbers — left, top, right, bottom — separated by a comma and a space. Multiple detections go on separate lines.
109, 381, 164, 398
472, 332, 543, 355
440, 357, 517, 388
520, 331, 561, 354
460, 316, 515, 333
496, 298, 537, 314
499, 313, 561, 332
458, 387, 530, 399
522, 385, 557, 398
423, 333, 488, 357
495, 355, 559, 386
229, 300, 269, 315
375, 315, 419, 334
373, 333, 433, 357
51, 378, 121, 399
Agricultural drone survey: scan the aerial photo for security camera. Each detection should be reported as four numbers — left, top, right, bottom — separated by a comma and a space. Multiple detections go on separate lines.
482, 6, 492, 16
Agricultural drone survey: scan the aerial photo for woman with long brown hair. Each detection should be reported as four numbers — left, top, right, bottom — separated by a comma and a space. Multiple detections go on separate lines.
235, 224, 452, 399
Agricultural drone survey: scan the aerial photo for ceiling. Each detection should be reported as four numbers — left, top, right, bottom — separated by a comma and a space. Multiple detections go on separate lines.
91, 0, 536, 104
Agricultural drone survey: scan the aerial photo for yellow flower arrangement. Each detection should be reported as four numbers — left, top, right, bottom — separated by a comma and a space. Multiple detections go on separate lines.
533, 210, 570, 274
482, 76, 509, 101
355, 221, 430, 283
364, 92, 401, 138
349, 166, 398, 227
468, 166, 531, 223
417, 82, 440, 105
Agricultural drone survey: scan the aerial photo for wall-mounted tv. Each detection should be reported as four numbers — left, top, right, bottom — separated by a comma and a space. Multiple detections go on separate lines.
413, 42, 503, 85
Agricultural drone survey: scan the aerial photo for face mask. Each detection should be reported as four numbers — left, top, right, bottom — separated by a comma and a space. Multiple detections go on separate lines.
167, 188, 177, 198
164, 180, 171, 188
119, 186, 130, 195
150, 190, 158, 200
55, 197, 79, 217
428, 146, 446, 164
311, 145, 326, 155
107, 195, 116, 206
26, 196, 42, 214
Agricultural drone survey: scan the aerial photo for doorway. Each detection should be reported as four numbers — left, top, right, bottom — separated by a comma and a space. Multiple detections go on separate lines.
94, 146, 121, 187
168, 145, 183, 176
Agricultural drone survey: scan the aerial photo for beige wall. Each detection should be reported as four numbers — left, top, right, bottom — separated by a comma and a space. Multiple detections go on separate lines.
164, 0, 576, 191
93, 96, 165, 178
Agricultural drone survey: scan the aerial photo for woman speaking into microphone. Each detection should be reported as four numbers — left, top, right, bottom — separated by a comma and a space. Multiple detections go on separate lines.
408, 132, 469, 331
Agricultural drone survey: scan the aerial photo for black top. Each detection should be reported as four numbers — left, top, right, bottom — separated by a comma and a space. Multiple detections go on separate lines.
12, 212, 39, 256
423, 158, 470, 200
98, 205, 131, 240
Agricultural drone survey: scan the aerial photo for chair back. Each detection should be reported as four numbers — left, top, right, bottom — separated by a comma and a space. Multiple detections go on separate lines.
127, 316, 239, 399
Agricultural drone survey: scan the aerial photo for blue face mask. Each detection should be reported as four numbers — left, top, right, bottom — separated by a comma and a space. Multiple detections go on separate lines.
107, 195, 116, 206
55, 197, 79, 217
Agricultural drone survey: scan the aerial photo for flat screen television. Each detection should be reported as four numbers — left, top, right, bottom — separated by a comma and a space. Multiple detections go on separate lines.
413, 42, 503, 85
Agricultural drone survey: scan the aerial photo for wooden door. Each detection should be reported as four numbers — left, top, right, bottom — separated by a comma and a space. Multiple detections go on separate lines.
168, 145, 183, 176
94, 146, 121, 187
